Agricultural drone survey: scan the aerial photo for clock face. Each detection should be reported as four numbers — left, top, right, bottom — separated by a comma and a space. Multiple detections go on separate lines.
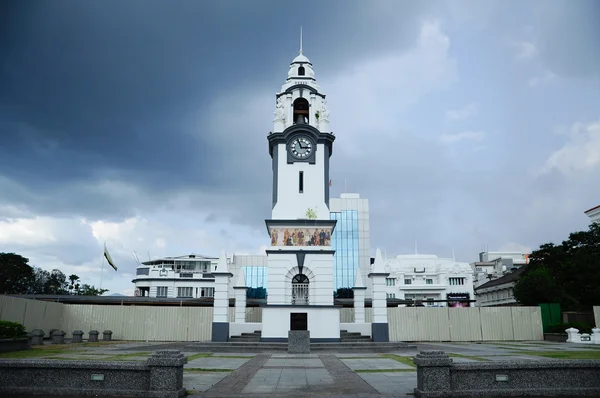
290, 136, 313, 159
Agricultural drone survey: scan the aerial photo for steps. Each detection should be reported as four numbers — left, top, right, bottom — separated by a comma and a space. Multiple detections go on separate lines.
340, 330, 371, 343
228, 331, 261, 342
180, 341, 416, 353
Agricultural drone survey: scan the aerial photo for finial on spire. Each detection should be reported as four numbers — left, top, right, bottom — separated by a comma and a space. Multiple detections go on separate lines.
300, 26, 303, 54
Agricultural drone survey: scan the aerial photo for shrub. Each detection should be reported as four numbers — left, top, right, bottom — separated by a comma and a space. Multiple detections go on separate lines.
545, 322, 593, 334
0, 320, 26, 339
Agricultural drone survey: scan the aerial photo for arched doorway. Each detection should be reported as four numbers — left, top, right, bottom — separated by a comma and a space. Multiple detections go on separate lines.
293, 97, 309, 124
291, 274, 309, 305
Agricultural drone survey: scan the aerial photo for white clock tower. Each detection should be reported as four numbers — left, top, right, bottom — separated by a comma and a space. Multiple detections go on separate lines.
261, 41, 341, 342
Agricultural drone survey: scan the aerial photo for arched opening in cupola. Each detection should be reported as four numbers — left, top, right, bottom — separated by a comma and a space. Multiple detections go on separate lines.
298, 65, 306, 76
293, 97, 309, 124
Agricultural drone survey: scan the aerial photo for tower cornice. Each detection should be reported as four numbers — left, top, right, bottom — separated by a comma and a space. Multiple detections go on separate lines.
276, 83, 325, 99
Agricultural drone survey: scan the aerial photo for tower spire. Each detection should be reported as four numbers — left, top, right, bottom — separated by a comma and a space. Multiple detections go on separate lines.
300, 26, 303, 54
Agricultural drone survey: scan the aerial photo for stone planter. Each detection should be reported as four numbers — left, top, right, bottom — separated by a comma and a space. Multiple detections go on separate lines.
544, 333, 567, 342
0, 338, 31, 353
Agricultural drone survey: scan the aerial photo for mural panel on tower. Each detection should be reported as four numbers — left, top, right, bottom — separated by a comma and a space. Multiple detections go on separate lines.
269, 227, 333, 247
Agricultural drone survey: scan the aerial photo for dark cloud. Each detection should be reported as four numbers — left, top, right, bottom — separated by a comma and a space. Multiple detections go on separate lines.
0, 0, 432, 221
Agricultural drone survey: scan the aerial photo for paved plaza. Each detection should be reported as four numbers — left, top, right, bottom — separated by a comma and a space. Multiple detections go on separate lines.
3, 340, 600, 397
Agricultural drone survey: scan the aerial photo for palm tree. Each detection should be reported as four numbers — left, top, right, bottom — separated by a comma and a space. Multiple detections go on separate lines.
68, 274, 80, 295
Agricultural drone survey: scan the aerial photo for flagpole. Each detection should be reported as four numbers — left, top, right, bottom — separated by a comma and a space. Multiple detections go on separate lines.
100, 245, 105, 291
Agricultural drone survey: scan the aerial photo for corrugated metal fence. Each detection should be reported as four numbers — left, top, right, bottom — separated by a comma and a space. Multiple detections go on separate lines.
1, 296, 545, 342
387, 306, 543, 341
0, 296, 63, 333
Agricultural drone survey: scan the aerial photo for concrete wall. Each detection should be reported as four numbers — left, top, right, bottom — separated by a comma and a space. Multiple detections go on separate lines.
0, 350, 187, 398
594, 306, 600, 328
414, 351, 600, 398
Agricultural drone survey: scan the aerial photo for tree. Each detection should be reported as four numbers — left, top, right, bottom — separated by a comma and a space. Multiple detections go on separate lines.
0, 253, 35, 294
68, 274, 81, 294
334, 288, 354, 299
78, 284, 109, 296
513, 223, 600, 311
0, 252, 108, 296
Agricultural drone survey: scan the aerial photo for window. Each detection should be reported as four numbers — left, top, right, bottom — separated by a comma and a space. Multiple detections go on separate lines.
298, 66, 305, 76
449, 277, 465, 286
385, 278, 395, 286
404, 279, 412, 285
386, 293, 396, 299
299, 171, 304, 193
156, 286, 168, 297
426, 279, 433, 285
292, 274, 309, 305
475, 267, 482, 272
177, 287, 193, 298
200, 287, 214, 297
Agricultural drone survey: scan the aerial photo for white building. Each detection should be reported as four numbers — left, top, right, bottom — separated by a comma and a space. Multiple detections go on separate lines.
329, 193, 371, 297
132, 254, 267, 298
471, 251, 529, 288
585, 204, 600, 224
381, 254, 474, 307
474, 267, 526, 307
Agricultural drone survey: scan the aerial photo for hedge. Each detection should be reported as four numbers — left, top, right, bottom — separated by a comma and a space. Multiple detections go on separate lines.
0, 320, 26, 339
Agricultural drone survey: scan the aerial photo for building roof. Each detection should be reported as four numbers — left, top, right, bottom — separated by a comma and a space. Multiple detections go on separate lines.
585, 204, 600, 214
474, 266, 527, 290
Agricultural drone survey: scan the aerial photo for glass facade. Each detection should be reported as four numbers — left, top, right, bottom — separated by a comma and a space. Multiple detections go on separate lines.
243, 266, 268, 289
330, 210, 359, 289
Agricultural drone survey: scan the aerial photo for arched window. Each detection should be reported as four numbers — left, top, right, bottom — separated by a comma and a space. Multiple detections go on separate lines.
293, 97, 309, 124
298, 66, 305, 76
291, 273, 309, 305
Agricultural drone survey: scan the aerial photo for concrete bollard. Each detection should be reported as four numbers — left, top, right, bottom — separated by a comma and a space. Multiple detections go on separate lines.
72, 330, 84, 343
28, 329, 45, 346
592, 328, 600, 344
147, 350, 188, 395
51, 330, 66, 344
565, 327, 580, 343
88, 330, 99, 342
102, 330, 113, 341
413, 351, 453, 397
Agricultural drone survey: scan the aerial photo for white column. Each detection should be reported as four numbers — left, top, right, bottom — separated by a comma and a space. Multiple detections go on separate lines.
212, 252, 233, 342
234, 287, 246, 323
233, 267, 247, 323
353, 287, 366, 323
353, 266, 367, 323
370, 276, 388, 323
368, 248, 390, 342
213, 273, 231, 323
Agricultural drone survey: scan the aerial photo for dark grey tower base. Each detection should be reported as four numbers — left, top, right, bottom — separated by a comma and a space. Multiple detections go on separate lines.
371, 323, 390, 342
211, 322, 229, 342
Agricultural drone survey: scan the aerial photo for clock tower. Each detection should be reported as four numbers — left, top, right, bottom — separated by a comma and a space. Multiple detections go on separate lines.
261, 43, 341, 342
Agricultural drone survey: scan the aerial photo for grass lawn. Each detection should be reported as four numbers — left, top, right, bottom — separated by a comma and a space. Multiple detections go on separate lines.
378, 354, 416, 367
355, 369, 415, 373
514, 350, 600, 360
447, 353, 489, 361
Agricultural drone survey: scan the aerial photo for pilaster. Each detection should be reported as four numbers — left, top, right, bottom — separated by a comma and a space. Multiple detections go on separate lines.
233, 267, 247, 324
369, 248, 390, 342
212, 251, 232, 342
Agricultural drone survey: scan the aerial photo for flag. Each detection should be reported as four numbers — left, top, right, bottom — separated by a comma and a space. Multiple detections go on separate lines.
329, 179, 332, 187
104, 243, 118, 271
